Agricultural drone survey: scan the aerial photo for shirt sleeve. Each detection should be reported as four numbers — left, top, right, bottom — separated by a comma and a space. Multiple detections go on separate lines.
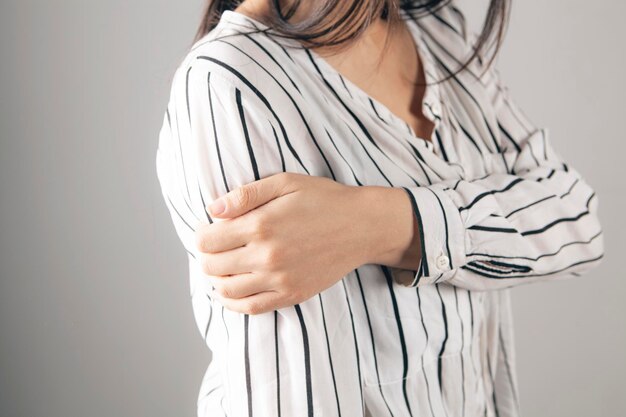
155, 60, 287, 296
391, 61, 605, 291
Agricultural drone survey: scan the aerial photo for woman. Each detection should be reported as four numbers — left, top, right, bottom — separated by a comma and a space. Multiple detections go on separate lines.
155, 0, 604, 416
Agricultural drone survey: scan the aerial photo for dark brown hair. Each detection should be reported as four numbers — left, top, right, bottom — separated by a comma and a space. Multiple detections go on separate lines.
193, 0, 511, 82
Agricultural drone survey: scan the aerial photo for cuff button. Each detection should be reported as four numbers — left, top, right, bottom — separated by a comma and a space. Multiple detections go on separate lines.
436, 255, 450, 270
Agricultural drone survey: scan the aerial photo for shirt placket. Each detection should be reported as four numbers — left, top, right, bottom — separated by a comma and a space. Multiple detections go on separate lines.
415, 29, 444, 156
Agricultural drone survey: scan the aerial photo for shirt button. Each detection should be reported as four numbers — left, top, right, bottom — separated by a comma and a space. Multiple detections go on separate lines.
436, 255, 450, 270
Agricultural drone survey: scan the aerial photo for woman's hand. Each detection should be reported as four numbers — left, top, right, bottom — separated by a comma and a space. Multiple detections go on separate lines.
195, 172, 418, 314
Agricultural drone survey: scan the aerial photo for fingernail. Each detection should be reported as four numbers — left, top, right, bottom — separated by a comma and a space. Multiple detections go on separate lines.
208, 199, 225, 216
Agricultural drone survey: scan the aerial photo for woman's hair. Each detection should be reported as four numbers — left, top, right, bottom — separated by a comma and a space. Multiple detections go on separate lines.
193, 0, 511, 82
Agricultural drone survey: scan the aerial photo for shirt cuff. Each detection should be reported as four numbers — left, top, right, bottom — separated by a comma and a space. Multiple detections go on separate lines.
391, 186, 467, 287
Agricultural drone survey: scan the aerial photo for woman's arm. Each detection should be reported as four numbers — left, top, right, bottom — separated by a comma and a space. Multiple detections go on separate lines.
382, 61, 605, 290
388, 135, 604, 290
379, 0, 607, 289
156, 59, 293, 310
207, 115, 605, 295
157, 57, 383, 315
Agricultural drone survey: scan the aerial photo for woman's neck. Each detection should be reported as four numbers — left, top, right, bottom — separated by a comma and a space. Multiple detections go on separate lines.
233, 0, 432, 142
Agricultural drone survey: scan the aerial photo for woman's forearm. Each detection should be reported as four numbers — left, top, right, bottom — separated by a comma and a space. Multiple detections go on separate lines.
355, 185, 422, 271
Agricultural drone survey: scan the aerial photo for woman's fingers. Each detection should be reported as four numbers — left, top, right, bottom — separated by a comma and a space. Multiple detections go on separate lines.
211, 288, 284, 315
195, 217, 249, 253
207, 172, 297, 219
199, 244, 263, 276
209, 272, 270, 300
195, 203, 279, 254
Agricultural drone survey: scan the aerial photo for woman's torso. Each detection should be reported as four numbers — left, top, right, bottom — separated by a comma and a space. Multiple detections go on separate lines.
185, 5, 522, 417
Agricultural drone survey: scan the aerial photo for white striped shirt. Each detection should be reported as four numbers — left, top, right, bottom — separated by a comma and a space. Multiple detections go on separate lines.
155, 3, 604, 417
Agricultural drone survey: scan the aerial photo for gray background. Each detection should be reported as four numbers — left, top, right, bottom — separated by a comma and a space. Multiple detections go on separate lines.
0, 0, 623, 416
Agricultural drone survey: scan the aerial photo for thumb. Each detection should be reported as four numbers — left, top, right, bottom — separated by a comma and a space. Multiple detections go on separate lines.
206, 175, 285, 219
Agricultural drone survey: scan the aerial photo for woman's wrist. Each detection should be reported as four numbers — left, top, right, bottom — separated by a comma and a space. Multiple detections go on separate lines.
350, 184, 420, 268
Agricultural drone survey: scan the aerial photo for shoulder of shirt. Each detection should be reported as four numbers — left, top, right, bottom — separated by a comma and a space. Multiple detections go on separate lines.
414, 1, 497, 81
414, 1, 472, 48
439, 0, 470, 42
170, 18, 288, 103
